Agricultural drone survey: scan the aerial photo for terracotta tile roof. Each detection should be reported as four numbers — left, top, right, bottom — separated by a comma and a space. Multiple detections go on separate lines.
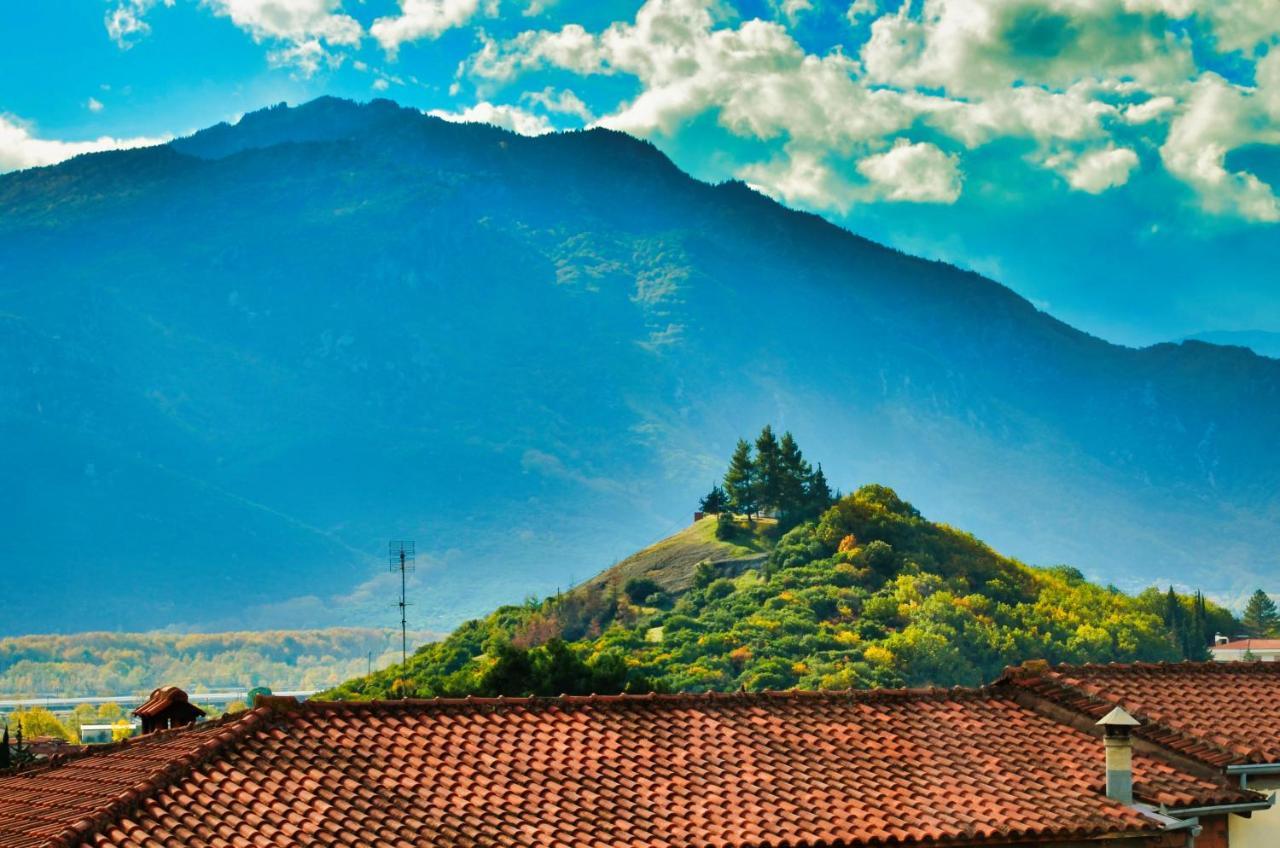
1215, 639, 1280, 651
0, 689, 1255, 848
1003, 661, 1280, 766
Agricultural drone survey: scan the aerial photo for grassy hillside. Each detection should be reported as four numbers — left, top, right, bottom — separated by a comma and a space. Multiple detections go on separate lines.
326, 485, 1235, 699
0, 629, 436, 697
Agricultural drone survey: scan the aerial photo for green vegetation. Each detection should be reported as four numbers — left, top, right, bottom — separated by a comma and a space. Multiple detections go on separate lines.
0, 629, 429, 698
711, 427, 834, 531
1242, 589, 1279, 637
327, 471, 1237, 700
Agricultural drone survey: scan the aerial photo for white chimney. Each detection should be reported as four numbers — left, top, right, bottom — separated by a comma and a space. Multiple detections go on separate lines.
1097, 706, 1141, 804
1215, 633, 1230, 645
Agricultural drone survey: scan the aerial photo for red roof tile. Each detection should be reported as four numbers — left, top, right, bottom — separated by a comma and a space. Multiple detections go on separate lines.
1215, 639, 1280, 651
0, 689, 1254, 848
1003, 661, 1280, 766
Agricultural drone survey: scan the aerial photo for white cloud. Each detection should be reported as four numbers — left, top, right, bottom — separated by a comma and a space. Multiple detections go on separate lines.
0, 114, 168, 174
86, 98, 105, 113
106, 0, 361, 74
372, 78, 391, 91
427, 101, 553, 135
1161, 70, 1280, 222
105, 0, 173, 48
371, 0, 481, 57
1050, 145, 1140, 193
857, 139, 963, 203
522, 87, 594, 121
846, 0, 878, 23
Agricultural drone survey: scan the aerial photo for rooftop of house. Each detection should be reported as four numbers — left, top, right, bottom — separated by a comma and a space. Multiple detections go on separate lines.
1214, 639, 1280, 651
1003, 661, 1280, 767
0, 688, 1257, 848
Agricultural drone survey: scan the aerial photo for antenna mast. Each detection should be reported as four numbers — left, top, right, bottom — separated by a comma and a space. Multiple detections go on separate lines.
389, 540, 415, 676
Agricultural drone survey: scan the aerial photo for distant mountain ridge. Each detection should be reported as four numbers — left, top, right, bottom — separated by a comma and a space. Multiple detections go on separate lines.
1182, 330, 1280, 360
2, 97, 1278, 634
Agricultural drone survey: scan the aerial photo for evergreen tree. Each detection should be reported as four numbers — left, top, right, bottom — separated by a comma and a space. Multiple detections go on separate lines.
754, 426, 782, 516
1242, 589, 1280, 637
777, 432, 811, 525
1189, 591, 1210, 659
698, 485, 728, 515
0, 726, 9, 770
1163, 586, 1186, 656
807, 464, 834, 515
723, 439, 758, 518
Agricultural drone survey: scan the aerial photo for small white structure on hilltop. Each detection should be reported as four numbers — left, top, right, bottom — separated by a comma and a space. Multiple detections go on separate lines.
1212, 633, 1280, 662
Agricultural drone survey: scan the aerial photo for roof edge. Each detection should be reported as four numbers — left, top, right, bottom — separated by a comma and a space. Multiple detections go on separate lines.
40, 707, 276, 848
999, 661, 1276, 767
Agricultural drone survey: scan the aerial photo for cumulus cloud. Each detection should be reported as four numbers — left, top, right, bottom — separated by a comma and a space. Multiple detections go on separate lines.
1049, 145, 1140, 193
857, 139, 963, 203
427, 101, 553, 135
456, 0, 1280, 221
1160, 68, 1280, 222
0, 114, 168, 174
106, 0, 361, 74
372, 0, 482, 56
86, 98, 105, 113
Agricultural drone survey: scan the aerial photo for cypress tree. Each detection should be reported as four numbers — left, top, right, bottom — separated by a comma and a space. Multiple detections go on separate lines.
723, 439, 758, 518
754, 426, 782, 516
0, 726, 9, 770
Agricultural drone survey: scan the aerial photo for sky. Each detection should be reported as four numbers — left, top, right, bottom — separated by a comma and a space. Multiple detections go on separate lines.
2, 0, 1279, 346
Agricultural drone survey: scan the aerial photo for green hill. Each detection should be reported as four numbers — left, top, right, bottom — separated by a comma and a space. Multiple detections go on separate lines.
325, 484, 1236, 700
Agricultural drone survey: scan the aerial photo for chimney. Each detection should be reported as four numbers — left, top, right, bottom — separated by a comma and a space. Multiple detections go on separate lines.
1097, 706, 1141, 804
1215, 633, 1230, 646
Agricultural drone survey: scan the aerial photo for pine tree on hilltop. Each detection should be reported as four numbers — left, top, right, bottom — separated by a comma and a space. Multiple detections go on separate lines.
754, 426, 782, 517
807, 464, 834, 517
1242, 589, 1280, 638
777, 432, 811, 524
724, 439, 758, 518
698, 485, 728, 515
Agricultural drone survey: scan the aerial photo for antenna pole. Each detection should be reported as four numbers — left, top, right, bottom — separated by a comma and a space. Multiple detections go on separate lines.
389, 541, 416, 697
399, 547, 407, 667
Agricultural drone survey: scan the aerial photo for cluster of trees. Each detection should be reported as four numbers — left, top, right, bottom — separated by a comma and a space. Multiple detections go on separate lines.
0, 629, 420, 698
327, 483, 1239, 701
1242, 589, 1280, 638
700, 427, 834, 530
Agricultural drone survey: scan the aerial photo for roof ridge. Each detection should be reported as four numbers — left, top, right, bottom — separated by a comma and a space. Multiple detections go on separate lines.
306, 685, 1005, 713
41, 706, 277, 848
1038, 660, 1280, 674
1001, 667, 1268, 766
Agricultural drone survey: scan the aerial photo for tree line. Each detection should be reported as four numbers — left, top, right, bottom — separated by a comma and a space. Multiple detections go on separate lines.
699, 426, 834, 531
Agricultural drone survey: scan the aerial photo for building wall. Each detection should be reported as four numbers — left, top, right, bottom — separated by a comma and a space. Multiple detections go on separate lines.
1227, 777, 1280, 848
1210, 649, 1280, 662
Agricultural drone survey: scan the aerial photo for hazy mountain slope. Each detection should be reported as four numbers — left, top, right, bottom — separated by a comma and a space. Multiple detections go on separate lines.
2, 97, 1278, 634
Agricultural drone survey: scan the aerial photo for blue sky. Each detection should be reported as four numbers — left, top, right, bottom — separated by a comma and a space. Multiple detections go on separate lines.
3, 0, 1279, 346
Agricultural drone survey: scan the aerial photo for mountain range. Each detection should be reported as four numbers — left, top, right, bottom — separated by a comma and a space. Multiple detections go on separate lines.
3, 96, 1278, 635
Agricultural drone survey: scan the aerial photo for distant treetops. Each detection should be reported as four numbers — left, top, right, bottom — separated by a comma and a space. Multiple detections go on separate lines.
700, 426, 834, 532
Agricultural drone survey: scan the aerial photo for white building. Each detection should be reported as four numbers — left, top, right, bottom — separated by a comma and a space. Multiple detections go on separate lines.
1213, 634, 1280, 662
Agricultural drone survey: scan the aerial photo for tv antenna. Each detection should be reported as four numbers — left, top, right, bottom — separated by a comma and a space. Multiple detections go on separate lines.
389, 541, 415, 675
